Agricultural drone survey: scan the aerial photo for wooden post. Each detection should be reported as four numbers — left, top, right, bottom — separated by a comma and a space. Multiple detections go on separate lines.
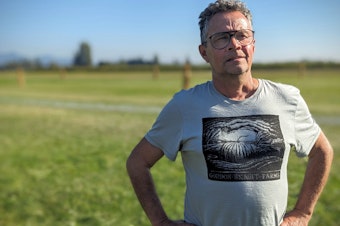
16, 67, 26, 88
59, 68, 66, 80
152, 63, 160, 80
182, 60, 192, 90
298, 61, 306, 77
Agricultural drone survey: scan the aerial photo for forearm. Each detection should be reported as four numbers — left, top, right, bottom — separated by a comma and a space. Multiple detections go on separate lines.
127, 151, 169, 225
293, 132, 333, 218
129, 166, 168, 224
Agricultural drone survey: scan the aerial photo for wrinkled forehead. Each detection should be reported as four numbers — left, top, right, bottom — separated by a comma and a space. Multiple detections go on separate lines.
208, 11, 252, 33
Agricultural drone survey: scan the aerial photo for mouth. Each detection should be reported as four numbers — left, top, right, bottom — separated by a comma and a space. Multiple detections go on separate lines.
226, 56, 245, 62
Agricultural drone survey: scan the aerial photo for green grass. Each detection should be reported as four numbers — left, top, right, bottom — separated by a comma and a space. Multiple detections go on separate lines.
0, 69, 339, 225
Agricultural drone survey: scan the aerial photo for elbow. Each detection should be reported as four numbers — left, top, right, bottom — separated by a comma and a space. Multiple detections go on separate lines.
126, 150, 149, 178
126, 138, 164, 177
126, 153, 137, 177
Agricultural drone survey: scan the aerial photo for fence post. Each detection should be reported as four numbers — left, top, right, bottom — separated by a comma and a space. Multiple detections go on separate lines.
16, 67, 26, 88
152, 63, 160, 80
182, 60, 192, 89
59, 68, 66, 80
298, 61, 306, 77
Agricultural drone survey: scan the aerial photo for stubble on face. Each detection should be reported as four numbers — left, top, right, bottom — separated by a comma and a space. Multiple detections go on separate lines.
223, 44, 253, 76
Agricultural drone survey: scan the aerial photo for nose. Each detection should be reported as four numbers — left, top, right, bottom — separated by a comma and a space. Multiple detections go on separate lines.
227, 35, 241, 50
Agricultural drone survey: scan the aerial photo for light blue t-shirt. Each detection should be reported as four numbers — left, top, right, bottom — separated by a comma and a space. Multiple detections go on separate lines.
145, 79, 320, 226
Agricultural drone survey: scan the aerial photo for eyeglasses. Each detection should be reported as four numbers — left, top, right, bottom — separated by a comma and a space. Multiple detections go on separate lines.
205, 29, 255, 50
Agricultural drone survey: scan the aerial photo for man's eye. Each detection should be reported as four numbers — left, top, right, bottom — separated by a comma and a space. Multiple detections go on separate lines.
214, 35, 228, 42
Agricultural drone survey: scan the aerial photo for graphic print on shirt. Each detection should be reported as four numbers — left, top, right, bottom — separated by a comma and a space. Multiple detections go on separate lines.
202, 115, 285, 181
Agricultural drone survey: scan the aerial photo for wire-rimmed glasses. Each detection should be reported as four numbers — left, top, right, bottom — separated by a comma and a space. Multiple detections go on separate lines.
206, 29, 255, 50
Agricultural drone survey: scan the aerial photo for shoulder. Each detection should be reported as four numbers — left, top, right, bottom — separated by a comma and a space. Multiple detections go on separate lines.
258, 79, 304, 107
260, 79, 301, 97
160, 81, 211, 116
172, 81, 212, 102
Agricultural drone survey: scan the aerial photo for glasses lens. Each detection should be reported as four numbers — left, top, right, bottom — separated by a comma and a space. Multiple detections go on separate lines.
209, 29, 254, 49
235, 30, 254, 45
210, 33, 230, 49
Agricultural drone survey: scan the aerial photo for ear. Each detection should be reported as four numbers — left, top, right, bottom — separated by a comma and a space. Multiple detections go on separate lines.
199, 44, 209, 63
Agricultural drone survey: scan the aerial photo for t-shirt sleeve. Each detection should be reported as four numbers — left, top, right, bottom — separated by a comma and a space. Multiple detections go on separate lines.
145, 97, 183, 161
294, 94, 321, 157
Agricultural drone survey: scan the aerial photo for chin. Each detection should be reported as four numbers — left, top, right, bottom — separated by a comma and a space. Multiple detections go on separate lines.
226, 65, 249, 76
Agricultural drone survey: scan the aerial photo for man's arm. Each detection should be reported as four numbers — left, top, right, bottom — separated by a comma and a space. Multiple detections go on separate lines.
281, 131, 333, 226
126, 137, 195, 226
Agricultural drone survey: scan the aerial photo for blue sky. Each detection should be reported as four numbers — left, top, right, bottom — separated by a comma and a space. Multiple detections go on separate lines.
1, 0, 340, 65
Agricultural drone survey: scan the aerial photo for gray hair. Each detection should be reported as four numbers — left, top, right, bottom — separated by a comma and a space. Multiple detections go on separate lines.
199, 0, 253, 44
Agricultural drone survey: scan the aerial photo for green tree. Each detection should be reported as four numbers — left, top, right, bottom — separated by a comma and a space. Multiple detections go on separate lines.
73, 42, 92, 66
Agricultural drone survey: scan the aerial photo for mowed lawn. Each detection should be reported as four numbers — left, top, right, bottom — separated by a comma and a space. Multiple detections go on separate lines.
0, 69, 339, 226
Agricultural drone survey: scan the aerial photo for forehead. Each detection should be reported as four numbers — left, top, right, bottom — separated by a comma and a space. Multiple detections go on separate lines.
208, 11, 251, 33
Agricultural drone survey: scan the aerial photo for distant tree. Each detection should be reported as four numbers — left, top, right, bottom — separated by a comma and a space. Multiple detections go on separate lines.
73, 42, 92, 66
153, 54, 159, 65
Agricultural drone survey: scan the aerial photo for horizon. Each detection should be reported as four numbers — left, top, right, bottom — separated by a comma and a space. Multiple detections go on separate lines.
2, 51, 340, 68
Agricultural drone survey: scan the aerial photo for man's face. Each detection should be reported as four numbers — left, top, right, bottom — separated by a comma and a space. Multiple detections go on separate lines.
199, 11, 255, 76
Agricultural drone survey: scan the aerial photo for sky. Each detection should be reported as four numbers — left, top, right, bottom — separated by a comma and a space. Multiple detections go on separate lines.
1, 0, 340, 65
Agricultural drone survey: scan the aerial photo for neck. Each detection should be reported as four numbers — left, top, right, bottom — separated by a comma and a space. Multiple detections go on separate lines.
212, 72, 258, 100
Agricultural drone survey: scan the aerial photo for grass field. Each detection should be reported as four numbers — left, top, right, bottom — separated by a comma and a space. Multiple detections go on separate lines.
0, 69, 339, 226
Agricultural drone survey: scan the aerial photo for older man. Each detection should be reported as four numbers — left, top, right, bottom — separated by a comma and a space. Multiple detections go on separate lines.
126, 1, 333, 225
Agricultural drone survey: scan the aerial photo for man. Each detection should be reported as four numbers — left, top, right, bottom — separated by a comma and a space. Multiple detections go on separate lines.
126, 0, 333, 225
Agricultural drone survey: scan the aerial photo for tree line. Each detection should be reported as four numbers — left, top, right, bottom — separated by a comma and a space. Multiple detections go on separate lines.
1, 42, 340, 71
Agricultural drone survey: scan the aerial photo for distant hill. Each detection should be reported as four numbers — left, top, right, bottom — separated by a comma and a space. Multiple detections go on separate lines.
0, 52, 71, 67
0, 53, 26, 65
